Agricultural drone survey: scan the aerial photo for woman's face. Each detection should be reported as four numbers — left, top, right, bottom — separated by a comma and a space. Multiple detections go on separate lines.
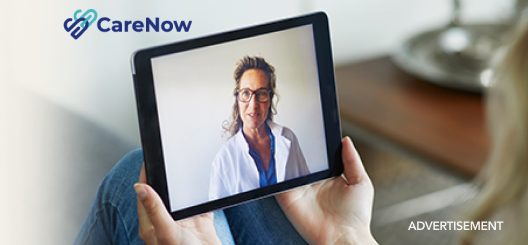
238, 69, 271, 133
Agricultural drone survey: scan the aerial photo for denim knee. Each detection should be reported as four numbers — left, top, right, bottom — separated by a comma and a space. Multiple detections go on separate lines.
74, 149, 145, 245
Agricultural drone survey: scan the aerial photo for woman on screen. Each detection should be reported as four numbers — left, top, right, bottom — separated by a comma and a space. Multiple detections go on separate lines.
208, 56, 310, 200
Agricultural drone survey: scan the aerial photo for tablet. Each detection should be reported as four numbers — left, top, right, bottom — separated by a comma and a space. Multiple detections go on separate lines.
132, 12, 343, 221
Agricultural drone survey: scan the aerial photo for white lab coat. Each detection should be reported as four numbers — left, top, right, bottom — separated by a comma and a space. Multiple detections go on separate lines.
208, 121, 310, 200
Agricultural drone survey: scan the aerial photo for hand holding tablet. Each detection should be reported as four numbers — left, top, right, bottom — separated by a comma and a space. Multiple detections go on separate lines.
132, 12, 343, 221
135, 165, 222, 245
276, 137, 377, 245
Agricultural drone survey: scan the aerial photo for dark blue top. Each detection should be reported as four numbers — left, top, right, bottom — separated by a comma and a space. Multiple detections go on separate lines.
243, 124, 277, 187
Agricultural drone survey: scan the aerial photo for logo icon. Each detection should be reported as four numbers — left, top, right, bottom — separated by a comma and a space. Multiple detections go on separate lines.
64, 9, 98, 40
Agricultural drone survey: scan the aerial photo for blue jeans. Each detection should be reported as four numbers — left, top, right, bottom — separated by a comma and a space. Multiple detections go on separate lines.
74, 149, 307, 245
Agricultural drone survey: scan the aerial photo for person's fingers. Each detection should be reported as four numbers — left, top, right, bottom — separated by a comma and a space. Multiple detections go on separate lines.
341, 136, 368, 185
135, 183, 177, 244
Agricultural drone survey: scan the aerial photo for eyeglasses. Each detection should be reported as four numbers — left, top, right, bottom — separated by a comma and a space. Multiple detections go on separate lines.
237, 88, 272, 103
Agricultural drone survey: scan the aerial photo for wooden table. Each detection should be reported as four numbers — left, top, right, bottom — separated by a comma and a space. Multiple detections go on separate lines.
335, 57, 489, 177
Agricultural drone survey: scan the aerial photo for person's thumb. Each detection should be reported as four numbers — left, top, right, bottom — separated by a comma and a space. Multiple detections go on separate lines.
341, 137, 368, 185
135, 183, 177, 244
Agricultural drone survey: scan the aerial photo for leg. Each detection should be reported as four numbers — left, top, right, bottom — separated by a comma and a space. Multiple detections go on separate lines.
73, 149, 235, 245
73, 149, 145, 245
224, 196, 308, 245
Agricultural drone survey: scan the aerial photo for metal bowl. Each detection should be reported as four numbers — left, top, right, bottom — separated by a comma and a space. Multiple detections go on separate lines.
392, 23, 512, 93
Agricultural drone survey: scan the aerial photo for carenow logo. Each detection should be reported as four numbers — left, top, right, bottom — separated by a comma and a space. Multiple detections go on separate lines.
64, 9, 192, 40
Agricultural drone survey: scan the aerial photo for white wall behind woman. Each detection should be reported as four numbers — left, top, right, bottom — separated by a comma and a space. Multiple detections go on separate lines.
1, 0, 515, 144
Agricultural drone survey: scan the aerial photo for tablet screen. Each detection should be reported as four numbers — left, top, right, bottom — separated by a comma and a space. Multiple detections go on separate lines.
150, 24, 329, 212
133, 12, 342, 220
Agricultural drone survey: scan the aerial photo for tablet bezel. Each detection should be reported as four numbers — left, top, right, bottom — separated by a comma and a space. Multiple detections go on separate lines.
132, 12, 343, 221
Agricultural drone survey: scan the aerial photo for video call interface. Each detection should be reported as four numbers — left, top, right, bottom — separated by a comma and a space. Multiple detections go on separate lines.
150, 24, 330, 212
